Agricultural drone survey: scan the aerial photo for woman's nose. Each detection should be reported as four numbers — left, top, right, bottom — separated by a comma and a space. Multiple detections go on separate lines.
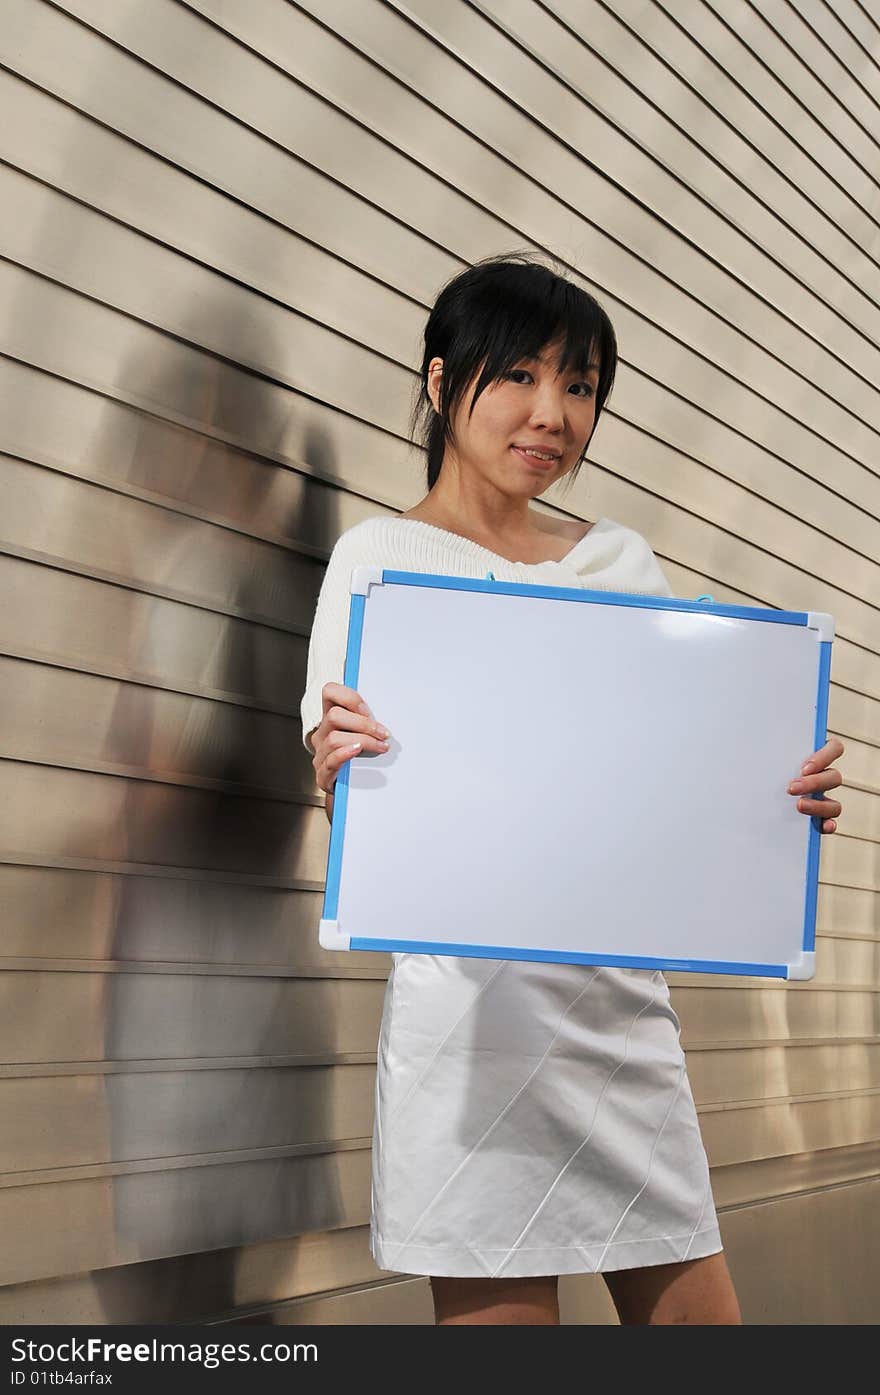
528, 387, 566, 431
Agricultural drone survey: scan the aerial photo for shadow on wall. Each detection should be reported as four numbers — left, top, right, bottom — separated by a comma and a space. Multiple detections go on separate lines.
84, 287, 350, 1318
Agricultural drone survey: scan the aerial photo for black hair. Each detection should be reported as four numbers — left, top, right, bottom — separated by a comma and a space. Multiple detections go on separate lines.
410, 252, 618, 492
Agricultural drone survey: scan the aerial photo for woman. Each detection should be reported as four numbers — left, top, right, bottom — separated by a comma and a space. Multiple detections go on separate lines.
301, 255, 845, 1325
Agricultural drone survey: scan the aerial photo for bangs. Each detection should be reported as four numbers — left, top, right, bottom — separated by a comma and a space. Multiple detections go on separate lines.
435, 262, 614, 421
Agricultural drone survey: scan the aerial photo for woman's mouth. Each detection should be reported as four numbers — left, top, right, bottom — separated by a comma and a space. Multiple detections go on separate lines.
511, 446, 560, 470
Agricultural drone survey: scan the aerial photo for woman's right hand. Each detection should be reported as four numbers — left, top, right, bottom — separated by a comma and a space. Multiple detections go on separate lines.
310, 681, 390, 798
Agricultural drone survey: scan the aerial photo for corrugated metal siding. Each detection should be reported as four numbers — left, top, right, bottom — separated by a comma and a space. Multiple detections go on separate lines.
0, 0, 876, 1323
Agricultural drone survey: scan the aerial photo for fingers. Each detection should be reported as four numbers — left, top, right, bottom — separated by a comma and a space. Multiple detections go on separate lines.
321, 681, 371, 718
788, 769, 842, 797
800, 737, 845, 774
316, 729, 390, 796
794, 795, 843, 819
790, 738, 845, 834
314, 684, 390, 797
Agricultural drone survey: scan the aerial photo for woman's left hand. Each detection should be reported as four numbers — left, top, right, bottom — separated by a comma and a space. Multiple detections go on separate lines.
787, 737, 845, 834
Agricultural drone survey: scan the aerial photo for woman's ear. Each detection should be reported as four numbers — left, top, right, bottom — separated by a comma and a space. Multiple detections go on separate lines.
427, 356, 443, 414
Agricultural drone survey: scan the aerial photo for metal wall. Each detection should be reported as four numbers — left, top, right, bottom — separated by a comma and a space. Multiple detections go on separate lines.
0, 0, 878, 1324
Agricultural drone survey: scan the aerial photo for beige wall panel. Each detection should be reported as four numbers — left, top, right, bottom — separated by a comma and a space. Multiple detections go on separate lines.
0, 864, 385, 976
551, 0, 880, 258
9, 147, 880, 547
0, 969, 384, 1064
0, 69, 456, 306
186, 0, 880, 478
19, 0, 880, 501
710, 1139, 880, 1210
810, 832, 879, 893
0, 266, 412, 452
0, 164, 423, 370
0, 0, 498, 293
759, 0, 880, 141
811, 934, 880, 987
818, 884, 880, 941
0, 555, 304, 716
476, 0, 880, 304
1, 454, 318, 630
0, 761, 327, 882
0, 1225, 388, 1324
0, 1149, 371, 1286
1, 1065, 375, 1174
204, 0, 880, 356
721, 1172, 880, 1323
822, 0, 880, 62
699, 1090, 880, 1167
834, 736, 880, 796
825, 686, 880, 752
688, 1039, 880, 1102
0, 656, 306, 799
0, 358, 408, 549
619, 0, 880, 225
692, 0, 880, 169
593, 414, 880, 594
672, 983, 880, 1043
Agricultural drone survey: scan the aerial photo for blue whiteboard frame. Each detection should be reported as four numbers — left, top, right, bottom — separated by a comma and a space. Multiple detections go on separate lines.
320, 570, 833, 980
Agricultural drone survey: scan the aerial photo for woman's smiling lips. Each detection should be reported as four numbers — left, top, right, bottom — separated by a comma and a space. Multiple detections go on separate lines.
511, 445, 561, 470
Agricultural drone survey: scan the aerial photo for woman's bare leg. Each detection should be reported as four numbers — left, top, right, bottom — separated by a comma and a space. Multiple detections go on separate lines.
604, 1252, 741, 1325
430, 1275, 560, 1325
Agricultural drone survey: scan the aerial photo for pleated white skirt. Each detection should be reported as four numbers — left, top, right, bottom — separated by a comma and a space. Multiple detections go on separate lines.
369, 952, 722, 1279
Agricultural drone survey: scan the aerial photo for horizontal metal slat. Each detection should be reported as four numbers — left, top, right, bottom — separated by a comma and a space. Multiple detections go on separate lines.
0, 1147, 371, 1286
0, 1223, 383, 1324
0, 760, 329, 882
0, 452, 320, 630
551, 0, 880, 258
0, 655, 308, 800
0, 553, 305, 716
0, 863, 384, 973
693, 0, 880, 172
0, 355, 405, 551
760, 0, 880, 144
12, 0, 880, 513
0, 969, 385, 1063
0, 1063, 376, 1174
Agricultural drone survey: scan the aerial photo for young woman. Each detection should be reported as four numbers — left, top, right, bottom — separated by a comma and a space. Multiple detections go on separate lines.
301, 255, 845, 1325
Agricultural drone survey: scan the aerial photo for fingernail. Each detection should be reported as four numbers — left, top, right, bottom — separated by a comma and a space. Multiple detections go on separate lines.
376, 725, 389, 739
789, 781, 803, 793
802, 762, 814, 774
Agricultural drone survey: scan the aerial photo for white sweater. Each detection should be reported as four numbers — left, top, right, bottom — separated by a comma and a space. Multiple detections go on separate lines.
300, 514, 674, 753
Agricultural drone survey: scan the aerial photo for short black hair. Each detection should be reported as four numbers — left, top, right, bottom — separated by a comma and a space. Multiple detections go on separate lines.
411, 252, 618, 491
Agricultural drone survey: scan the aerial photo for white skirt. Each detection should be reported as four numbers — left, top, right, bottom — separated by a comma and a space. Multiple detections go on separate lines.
369, 953, 722, 1279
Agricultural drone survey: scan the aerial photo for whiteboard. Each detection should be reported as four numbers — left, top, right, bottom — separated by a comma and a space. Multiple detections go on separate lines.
319, 567, 833, 980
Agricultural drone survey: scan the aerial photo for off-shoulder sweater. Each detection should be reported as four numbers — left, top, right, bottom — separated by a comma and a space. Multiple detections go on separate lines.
300, 514, 674, 753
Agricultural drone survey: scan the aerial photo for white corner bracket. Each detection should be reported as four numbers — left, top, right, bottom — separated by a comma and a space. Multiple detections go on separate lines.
786, 951, 816, 982
319, 919, 351, 952
350, 565, 385, 596
807, 612, 834, 641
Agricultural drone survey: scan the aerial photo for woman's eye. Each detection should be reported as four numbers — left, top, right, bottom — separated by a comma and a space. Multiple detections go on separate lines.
569, 382, 595, 398
505, 369, 532, 384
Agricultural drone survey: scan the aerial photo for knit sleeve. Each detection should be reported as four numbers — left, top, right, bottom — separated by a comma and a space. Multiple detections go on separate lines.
300, 523, 375, 755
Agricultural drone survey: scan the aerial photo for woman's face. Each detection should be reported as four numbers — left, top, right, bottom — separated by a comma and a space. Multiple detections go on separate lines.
428, 338, 601, 496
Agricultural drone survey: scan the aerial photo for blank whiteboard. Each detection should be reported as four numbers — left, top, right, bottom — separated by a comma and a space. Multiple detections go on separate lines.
319, 567, 833, 980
